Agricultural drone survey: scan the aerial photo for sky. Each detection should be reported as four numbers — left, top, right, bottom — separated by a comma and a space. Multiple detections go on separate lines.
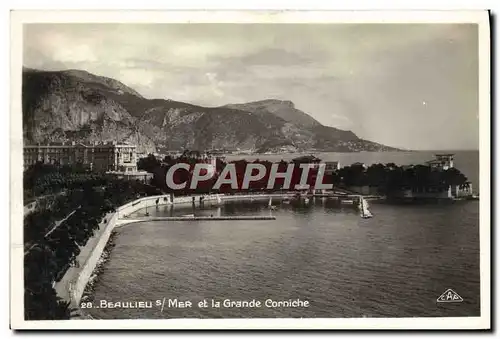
23, 23, 479, 150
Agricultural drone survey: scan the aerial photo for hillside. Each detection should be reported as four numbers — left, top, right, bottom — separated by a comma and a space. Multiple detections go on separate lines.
225, 99, 322, 128
22, 68, 399, 154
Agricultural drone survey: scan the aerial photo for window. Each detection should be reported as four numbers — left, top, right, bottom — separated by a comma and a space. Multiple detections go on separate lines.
122, 152, 131, 163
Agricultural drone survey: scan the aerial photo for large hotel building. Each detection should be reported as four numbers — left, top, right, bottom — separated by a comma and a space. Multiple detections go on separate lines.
23, 141, 138, 172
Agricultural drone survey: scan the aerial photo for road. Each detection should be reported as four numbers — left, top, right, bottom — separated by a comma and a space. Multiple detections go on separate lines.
23, 191, 67, 216
24, 205, 81, 255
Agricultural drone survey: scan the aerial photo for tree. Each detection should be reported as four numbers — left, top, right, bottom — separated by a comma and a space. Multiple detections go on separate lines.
137, 154, 160, 173
441, 168, 468, 187
338, 164, 365, 186
366, 163, 387, 187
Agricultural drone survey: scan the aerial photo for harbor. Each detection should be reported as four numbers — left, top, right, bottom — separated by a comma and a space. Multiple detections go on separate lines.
119, 191, 377, 221
88, 195, 480, 319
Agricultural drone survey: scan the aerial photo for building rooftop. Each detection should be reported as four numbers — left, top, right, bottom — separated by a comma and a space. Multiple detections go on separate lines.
24, 141, 137, 148
106, 170, 152, 175
292, 155, 321, 163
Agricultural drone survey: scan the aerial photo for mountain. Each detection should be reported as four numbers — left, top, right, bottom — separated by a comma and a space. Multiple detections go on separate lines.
224, 100, 367, 150
225, 99, 322, 128
22, 68, 399, 154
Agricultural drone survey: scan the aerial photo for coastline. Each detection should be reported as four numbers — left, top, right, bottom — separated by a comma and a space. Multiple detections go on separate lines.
58, 190, 475, 319
58, 191, 334, 318
77, 230, 118, 319
81, 230, 117, 301
57, 193, 277, 318
54, 211, 114, 307
54, 210, 118, 319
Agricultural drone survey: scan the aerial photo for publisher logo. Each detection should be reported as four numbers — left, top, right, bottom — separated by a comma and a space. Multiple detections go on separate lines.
437, 289, 463, 303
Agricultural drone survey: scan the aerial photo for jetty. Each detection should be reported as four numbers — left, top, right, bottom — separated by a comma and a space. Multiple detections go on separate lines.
115, 215, 276, 226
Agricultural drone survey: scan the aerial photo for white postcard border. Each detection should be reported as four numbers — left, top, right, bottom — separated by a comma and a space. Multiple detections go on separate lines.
9, 9, 491, 330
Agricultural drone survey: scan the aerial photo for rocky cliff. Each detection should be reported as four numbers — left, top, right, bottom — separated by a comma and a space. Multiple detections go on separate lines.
22, 68, 399, 154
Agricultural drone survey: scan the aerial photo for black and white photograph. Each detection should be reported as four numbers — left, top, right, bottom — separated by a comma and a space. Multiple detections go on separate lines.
9, 10, 491, 330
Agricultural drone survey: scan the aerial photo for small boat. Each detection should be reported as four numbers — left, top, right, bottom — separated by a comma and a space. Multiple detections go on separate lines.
359, 197, 373, 219
182, 214, 195, 217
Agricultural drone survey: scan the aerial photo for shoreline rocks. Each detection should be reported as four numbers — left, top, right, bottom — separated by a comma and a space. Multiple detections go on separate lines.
79, 230, 118, 305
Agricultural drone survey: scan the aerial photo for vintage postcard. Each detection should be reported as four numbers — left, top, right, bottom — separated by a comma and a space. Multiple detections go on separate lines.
10, 10, 491, 330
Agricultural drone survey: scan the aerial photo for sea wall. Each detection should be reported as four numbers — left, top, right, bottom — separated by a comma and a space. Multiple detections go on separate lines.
69, 212, 118, 306
395, 188, 452, 199
66, 191, 302, 309
67, 193, 226, 307
68, 194, 173, 307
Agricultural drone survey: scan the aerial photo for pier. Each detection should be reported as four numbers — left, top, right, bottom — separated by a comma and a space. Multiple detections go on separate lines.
115, 215, 276, 226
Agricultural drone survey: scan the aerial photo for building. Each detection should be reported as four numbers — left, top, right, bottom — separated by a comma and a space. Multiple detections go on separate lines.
207, 149, 226, 156
23, 141, 138, 172
393, 183, 473, 199
180, 151, 222, 170
24, 142, 87, 169
105, 170, 153, 183
290, 156, 340, 175
426, 154, 454, 170
199, 153, 222, 175
325, 161, 341, 174
292, 155, 322, 168
96, 142, 137, 172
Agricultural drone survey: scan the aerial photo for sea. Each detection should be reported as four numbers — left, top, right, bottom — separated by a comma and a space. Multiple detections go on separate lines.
88, 151, 481, 319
